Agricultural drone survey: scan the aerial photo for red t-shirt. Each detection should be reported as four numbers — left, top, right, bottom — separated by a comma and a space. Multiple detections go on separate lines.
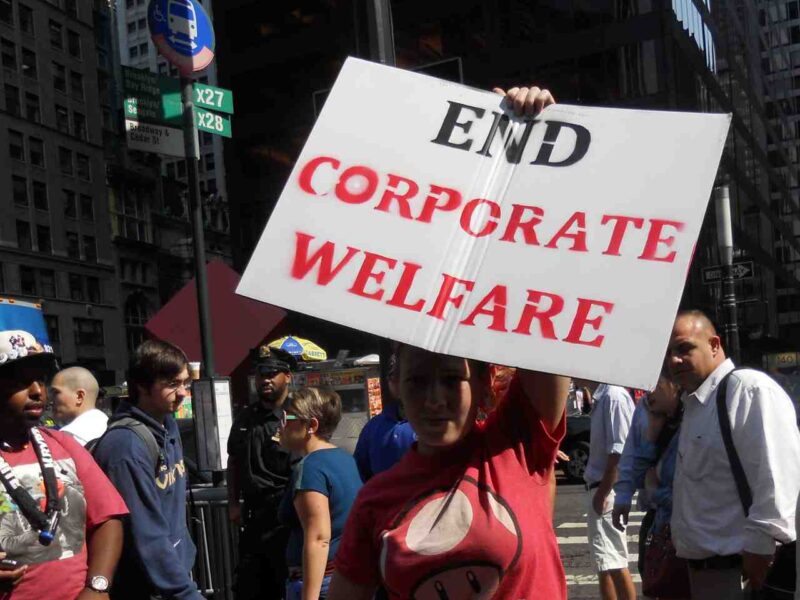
0, 428, 128, 600
335, 377, 567, 600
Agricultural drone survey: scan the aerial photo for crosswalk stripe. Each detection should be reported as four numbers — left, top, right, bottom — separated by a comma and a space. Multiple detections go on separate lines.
557, 535, 638, 544
566, 573, 643, 586
557, 520, 642, 529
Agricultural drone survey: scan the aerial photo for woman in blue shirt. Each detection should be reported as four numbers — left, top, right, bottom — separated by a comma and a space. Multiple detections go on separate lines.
278, 387, 362, 600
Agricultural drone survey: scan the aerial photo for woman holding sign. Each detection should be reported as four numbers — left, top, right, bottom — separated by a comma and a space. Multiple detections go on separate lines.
329, 86, 567, 600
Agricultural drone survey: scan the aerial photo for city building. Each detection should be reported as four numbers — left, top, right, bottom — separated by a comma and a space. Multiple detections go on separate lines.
0, 0, 127, 383
759, 0, 800, 344
215, 0, 800, 359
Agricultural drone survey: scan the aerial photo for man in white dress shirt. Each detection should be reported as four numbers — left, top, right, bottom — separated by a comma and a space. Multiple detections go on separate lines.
578, 379, 637, 600
51, 366, 108, 446
668, 310, 800, 599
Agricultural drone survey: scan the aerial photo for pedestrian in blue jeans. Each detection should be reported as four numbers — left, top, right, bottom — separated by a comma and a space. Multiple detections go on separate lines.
278, 388, 362, 600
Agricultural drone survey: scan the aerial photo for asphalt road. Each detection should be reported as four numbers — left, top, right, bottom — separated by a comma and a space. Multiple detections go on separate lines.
554, 477, 644, 599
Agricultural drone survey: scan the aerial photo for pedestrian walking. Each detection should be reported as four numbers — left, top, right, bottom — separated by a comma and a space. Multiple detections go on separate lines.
614, 371, 690, 599
579, 378, 637, 600
0, 326, 127, 600
92, 340, 202, 600
227, 346, 297, 600
50, 366, 107, 446
278, 388, 362, 599
668, 309, 800, 599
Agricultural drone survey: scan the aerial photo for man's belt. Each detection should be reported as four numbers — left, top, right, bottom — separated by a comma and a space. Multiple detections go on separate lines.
687, 554, 742, 570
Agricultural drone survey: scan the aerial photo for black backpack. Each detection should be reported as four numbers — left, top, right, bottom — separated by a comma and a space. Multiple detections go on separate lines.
716, 368, 796, 600
88, 417, 164, 476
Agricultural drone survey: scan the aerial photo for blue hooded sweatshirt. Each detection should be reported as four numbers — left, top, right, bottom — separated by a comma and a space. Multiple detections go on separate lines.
93, 401, 202, 600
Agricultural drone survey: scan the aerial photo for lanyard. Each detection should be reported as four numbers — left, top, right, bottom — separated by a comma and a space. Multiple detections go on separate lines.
0, 427, 61, 545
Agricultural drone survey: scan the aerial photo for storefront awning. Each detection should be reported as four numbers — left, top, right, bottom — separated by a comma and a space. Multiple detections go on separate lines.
145, 260, 286, 376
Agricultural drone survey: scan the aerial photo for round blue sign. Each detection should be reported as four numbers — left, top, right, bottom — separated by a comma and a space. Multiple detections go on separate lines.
148, 0, 215, 76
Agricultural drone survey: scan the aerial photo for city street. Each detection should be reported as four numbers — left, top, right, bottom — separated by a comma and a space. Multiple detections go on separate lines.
555, 477, 644, 599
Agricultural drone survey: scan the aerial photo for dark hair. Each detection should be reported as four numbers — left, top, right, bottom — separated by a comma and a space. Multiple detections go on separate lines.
127, 340, 189, 403
287, 387, 342, 442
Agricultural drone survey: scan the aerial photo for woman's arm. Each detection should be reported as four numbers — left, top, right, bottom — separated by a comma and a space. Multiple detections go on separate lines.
294, 491, 332, 600
518, 371, 571, 433
327, 572, 376, 600
76, 518, 123, 600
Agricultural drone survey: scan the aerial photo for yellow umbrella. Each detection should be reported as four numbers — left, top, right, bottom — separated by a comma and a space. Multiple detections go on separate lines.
268, 335, 327, 362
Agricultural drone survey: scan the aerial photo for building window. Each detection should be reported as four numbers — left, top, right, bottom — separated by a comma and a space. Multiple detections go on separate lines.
0, 0, 11, 25
19, 265, 35, 294
1, 37, 16, 70
86, 276, 100, 302
80, 194, 93, 221
158, 62, 167, 74
44, 315, 59, 342
36, 224, 51, 253
66, 231, 79, 258
59, 147, 73, 175
139, 42, 147, 56
126, 0, 133, 7
63, 189, 76, 217
8, 129, 23, 161
12, 175, 27, 206
4, 84, 19, 115
70, 71, 83, 99
19, 4, 33, 35
127, 21, 136, 34
67, 30, 80, 58
29, 137, 44, 167
76, 153, 90, 180
16, 220, 31, 250
24, 92, 39, 123
53, 62, 66, 94
138, 17, 146, 29
55, 104, 69, 133
73, 112, 86, 140
82, 235, 96, 262
74, 318, 103, 346
204, 153, 215, 171
789, 1, 799, 20
49, 20, 62, 49
125, 294, 149, 352
39, 269, 55, 297
129, 46, 138, 59
32, 180, 47, 211
111, 188, 152, 243
68, 274, 83, 300
64, 0, 76, 18
20, 47, 35, 77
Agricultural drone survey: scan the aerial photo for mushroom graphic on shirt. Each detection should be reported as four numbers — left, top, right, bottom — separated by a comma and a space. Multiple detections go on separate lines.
380, 476, 522, 600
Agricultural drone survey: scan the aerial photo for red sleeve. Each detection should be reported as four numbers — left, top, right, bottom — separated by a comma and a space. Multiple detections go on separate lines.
48, 430, 129, 530
482, 374, 566, 475
334, 486, 381, 587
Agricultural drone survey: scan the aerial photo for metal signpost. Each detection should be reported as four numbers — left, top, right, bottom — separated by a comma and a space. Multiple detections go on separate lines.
147, 0, 235, 478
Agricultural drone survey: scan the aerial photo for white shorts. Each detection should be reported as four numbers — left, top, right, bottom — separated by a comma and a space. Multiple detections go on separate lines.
587, 487, 630, 572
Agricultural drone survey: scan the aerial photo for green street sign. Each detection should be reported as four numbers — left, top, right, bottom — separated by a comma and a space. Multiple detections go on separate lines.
195, 107, 232, 138
194, 83, 234, 114
122, 66, 182, 126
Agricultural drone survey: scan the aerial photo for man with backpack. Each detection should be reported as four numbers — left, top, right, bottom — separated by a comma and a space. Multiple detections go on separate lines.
92, 340, 203, 600
668, 309, 800, 600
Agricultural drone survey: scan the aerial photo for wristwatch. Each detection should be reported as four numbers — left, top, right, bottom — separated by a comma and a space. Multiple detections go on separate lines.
86, 575, 110, 593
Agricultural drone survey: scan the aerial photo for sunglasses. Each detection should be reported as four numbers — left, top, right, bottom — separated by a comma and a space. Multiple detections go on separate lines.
280, 410, 301, 428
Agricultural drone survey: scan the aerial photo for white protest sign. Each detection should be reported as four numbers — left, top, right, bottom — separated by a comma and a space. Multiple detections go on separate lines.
237, 58, 730, 390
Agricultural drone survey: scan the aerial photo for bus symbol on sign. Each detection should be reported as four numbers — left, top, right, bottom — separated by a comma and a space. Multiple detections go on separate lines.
148, 0, 215, 76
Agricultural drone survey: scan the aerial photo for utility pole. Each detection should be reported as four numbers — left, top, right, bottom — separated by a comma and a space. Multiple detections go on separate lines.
181, 76, 216, 378
367, 0, 396, 66
715, 184, 741, 363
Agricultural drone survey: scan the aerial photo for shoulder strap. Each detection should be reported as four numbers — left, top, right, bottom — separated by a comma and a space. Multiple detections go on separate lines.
716, 367, 753, 517
91, 417, 162, 476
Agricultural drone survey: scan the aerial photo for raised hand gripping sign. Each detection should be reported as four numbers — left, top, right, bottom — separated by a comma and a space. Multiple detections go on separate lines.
237, 58, 730, 390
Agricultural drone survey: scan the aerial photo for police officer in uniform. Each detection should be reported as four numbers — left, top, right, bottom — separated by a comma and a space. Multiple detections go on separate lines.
227, 346, 297, 599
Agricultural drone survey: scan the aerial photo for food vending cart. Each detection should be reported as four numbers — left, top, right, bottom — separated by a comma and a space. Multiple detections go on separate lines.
291, 357, 383, 454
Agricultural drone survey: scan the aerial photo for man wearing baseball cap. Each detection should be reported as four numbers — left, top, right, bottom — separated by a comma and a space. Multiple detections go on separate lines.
227, 345, 298, 600
0, 299, 127, 600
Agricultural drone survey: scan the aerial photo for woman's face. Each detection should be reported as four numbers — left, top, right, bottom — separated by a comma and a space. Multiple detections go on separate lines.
279, 409, 309, 453
648, 376, 680, 414
398, 347, 488, 454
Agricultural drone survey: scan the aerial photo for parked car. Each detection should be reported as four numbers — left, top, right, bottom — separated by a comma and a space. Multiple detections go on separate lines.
559, 412, 591, 483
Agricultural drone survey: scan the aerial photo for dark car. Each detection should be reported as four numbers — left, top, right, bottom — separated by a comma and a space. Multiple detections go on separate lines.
558, 412, 591, 483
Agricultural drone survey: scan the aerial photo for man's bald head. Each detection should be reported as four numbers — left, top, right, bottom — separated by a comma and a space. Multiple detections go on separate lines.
667, 309, 727, 393
51, 367, 100, 424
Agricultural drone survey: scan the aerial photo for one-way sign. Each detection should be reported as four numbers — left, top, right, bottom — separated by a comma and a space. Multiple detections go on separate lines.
702, 260, 755, 284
